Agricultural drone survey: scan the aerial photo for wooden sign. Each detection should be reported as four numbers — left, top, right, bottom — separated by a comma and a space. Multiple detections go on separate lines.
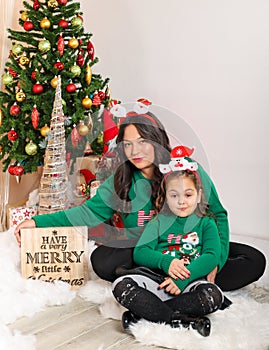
21, 226, 89, 290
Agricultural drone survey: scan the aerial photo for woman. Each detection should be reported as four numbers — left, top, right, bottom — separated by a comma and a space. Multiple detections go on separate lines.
14, 110, 266, 291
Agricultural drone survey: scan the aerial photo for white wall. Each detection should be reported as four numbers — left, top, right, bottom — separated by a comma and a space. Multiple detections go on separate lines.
81, 0, 269, 239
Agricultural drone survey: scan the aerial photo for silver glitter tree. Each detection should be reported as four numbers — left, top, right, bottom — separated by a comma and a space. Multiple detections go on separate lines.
38, 76, 68, 214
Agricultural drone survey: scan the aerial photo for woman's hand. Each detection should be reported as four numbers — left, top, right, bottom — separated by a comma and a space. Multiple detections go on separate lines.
158, 277, 181, 295
14, 219, 36, 247
207, 266, 218, 283
168, 258, 190, 280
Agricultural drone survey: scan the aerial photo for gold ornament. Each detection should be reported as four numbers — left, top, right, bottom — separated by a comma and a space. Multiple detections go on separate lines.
0, 144, 2, 154
97, 132, 103, 144
50, 76, 58, 88
40, 17, 51, 29
16, 90, 26, 102
21, 11, 28, 21
68, 38, 79, 49
19, 55, 30, 66
0, 109, 3, 126
47, 0, 58, 9
25, 140, 38, 155
82, 96, 92, 109
85, 64, 92, 85
105, 86, 112, 100
40, 124, 50, 137
78, 122, 89, 136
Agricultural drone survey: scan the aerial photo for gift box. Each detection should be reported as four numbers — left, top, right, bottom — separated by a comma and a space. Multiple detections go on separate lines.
9, 205, 38, 228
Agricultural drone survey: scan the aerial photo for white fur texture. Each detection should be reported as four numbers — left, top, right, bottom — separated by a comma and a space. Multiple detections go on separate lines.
1, 229, 269, 350
0, 230, 76, 349
79, 278, 269, 350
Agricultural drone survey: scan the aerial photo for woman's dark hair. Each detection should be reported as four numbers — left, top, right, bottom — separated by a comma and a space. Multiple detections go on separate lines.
114, 112, 171, 213
155, 170, 209, 217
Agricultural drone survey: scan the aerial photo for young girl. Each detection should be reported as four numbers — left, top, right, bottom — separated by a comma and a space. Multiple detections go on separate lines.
112, 148, 224, 337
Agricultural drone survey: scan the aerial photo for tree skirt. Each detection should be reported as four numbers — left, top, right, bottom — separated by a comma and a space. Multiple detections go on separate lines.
1, 229, 269, 350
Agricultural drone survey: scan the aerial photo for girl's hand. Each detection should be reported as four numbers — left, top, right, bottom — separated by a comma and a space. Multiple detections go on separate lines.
14, 219, 36, 247
158, 277, 181, 295
168, 258, 190, 280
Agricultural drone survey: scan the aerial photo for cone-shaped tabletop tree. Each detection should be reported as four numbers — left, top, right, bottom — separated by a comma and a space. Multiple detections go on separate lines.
0, 0, 111, 178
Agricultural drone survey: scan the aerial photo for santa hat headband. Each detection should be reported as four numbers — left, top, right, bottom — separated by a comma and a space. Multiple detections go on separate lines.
159, 145, 201, 185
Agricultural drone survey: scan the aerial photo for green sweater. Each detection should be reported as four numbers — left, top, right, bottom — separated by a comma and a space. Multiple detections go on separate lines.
134, 213, 221, 291
33, 162, 229, 270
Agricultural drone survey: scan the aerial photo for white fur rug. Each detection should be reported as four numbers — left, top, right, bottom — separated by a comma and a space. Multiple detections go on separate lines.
1, 229, 269, 350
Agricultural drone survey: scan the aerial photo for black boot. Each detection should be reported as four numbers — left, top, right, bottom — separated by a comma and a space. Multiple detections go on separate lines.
122, 311, 141, 333
170, 313, 211, 337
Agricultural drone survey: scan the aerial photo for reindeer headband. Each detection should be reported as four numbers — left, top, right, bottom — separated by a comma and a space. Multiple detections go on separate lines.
109, 98, 158, 126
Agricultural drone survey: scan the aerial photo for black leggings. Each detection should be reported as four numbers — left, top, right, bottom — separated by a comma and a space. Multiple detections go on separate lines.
112, 277, 223, 323
91, 241, 266, 291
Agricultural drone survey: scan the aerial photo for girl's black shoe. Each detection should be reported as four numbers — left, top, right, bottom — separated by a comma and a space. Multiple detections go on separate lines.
170, 314, 211, 337
122, 311, 140, 332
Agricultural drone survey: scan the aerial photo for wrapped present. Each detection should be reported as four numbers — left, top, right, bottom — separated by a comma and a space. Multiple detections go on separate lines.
9, 205, 38, 228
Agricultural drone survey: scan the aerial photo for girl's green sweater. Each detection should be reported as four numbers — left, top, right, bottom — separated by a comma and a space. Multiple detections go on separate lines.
133, 213, 221, 291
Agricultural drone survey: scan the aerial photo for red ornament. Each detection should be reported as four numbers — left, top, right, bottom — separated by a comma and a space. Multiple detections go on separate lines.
87, 40, 95, 60
66, 83, 76, 93
58, 0, 67, 5
98, 91, 105, 100
71, 125, 82, 148
54, 61, 64, 71
57, 34, 64, 56
8, 165, 15, 175
76, 52, 84, 66
32, 105, 39, 129
31, 71, 37, 80
33, 0, 40, 10
8, 68, 17, 77
13, 164, 24, 176
58, 19, 68, 28
92, 94, 101, 106
10, 103, 21, 116
8, 129, 18, 141
23, 21, 34, 31
32, 83, 43, 94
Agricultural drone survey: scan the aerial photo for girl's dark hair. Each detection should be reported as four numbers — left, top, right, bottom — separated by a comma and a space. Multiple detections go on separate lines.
155, 170, 209, 217
114, 112, 171, 213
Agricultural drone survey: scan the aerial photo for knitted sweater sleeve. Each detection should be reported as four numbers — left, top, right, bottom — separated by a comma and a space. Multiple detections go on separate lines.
197, 162, 230, 271
33, 175, 115, 228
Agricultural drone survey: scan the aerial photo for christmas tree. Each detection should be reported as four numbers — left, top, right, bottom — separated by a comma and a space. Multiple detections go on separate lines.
0, 0, 112, 178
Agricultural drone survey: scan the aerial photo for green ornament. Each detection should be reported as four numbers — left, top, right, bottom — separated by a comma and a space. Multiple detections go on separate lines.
38, 39, 51, 53
25, 140, 38, 155
2, 73, 13, 86
71, 16, 83, 28
70, 65, 81, 77
12, 44, 24, 56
